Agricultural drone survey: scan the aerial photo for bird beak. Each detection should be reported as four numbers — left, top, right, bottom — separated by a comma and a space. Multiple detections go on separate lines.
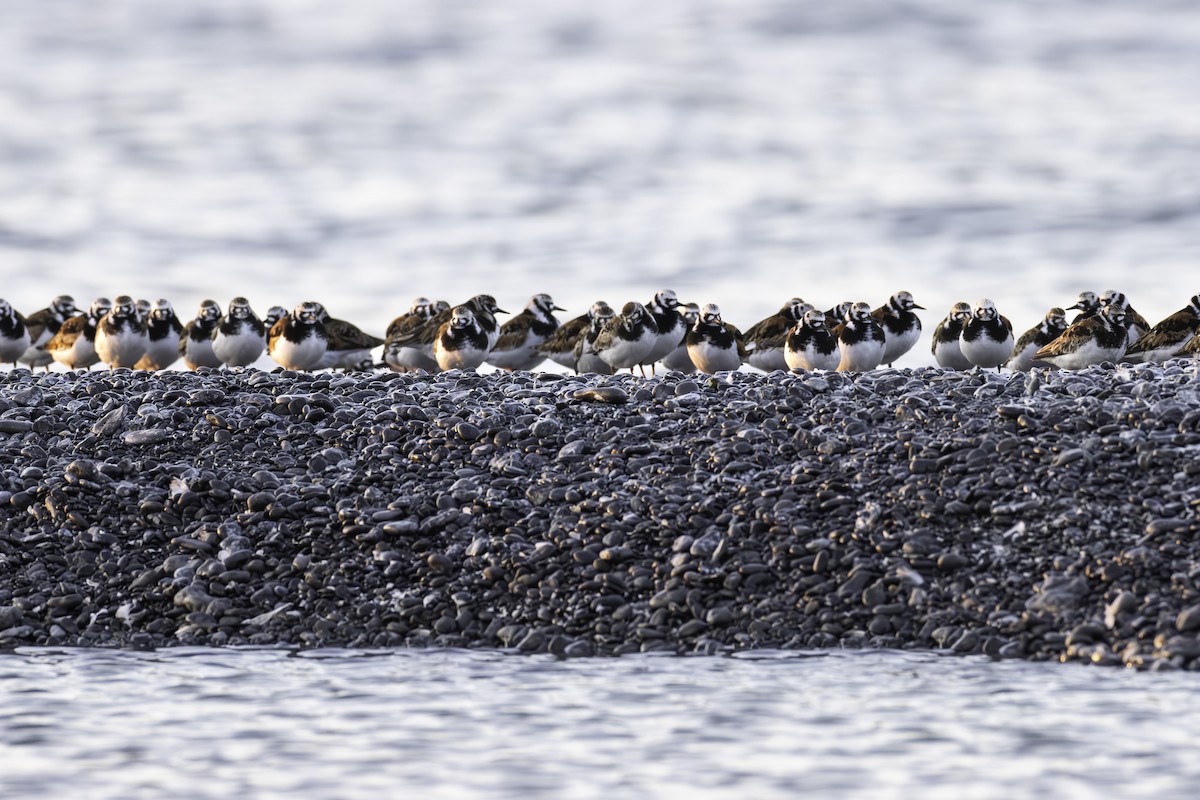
553, 304, 566, 312
1066, 302, 1082, 310
495, 307, 508, 315
912, 304, 925, 310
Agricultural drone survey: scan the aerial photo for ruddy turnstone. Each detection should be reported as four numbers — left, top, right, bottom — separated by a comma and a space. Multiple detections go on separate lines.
659, 302, 701, 373
834, 301, 887, 372
48, 297, 112, 370
212, 297, 266, 367
960, 299, 1014, 371
18, 294, 77, 370
593, 301, 658, 374
686, 304, 747, 374
743, 297, 810, 372
135, 299, 184, 370
313, 304, 384, 370
535, 305, 597, 370
872, 291, 924, 367
1006, 307, 1068, 371
384, 297, 441, 372
1123, 294, 1200, 364
268, 301, 329, 371
0, 299, 31, 367
641, 289, 687, 373
487, 293, 564, 371
1099, 290, 1151, 346
824, 301, 854, 328
179, 300, 224, 370
433, 306, 490, 371
573, 301, 617, 375
931, 302, 974, 369
135, 298, 152, 324
94, 295, 148, 369
784, 308, 840, 372
1067, 291, 1100, 324
387, 295, 504, 372
262, 306, 289, 337
1033, 303, 1128, 369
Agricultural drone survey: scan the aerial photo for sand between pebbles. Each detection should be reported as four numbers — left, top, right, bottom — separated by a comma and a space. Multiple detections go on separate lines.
2, 364, 1200, 670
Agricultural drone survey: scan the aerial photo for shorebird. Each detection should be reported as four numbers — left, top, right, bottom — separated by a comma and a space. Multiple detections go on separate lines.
686, 303, 747, 374
212, 297, 266, 368
872, 291, 924, 367
833, 302, 887, 373
486, 293, 564, 371
1033, 303, 1128, 369
48, 298, 112, 370
960, 299, 1014, 371
18, 294, 78, 370
180, 300, 224, 370
268, 301, 329, 371
784, 308, 840, 372
135, 299, 184, 370
1007, 307, 1068, 371
743, 297, 809, 372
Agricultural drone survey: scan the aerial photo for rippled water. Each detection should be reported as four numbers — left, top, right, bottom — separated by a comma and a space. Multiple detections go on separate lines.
2, 648, 1199, 799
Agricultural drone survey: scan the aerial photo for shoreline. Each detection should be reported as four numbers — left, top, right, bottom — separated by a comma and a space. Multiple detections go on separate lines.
1, 364, 1199, 669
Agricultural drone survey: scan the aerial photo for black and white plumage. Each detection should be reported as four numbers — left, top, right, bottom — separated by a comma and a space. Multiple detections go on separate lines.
262, 305, 289, 335
931, 302, 974, 370
267, 301, 329, 371
1067, 291, 1100, 325
212, 297, 266, 367
743, 297, 810, 372
1006, 307, 1068, 371
314, 303, 384, 371
871, 291, 924, 366
1123, 294, 1200, 364
824, 301, 854, 329
384, 297, 442, 372
433, 306, 491, 371
659, 302, 701, 373
959, 299, 1014, 370
180, 300, 224, 370
19, 294, 77, 370
386, 295, 505, 372
487, 293, 564, 371
833, 301, 887, 373
573, 302, 617, 375
593, 301, 658, 373
1034, 303, 1128, 369
48, 297, 112, 370
135, 299, 152, 324
784, 308, 840, 372
1099, 289, 1151, 347
686, 304, 746, 374
135, 299, 184, 370
94, 295, 148, 369
0, 299, 31, 366
642, 289, 687, 371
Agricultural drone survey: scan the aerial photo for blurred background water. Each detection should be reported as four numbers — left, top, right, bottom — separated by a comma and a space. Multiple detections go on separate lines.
5, 647, 1200, 799
1, 0, 1198, 368
3, 2, 1200, 796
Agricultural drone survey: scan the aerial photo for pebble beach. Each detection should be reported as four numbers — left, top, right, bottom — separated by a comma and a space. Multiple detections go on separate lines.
3, 363, 1200, 670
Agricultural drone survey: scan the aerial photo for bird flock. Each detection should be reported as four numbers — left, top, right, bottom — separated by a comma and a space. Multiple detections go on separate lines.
0, 288, 1194, 376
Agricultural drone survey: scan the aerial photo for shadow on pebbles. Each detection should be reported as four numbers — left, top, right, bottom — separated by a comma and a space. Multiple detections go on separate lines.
3, 362, 1200, 670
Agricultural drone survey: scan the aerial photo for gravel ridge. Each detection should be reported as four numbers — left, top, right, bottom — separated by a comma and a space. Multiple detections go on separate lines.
2, 364, 1200, 669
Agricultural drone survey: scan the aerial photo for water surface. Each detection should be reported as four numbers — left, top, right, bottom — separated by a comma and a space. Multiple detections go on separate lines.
3, 648, 1199, 799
